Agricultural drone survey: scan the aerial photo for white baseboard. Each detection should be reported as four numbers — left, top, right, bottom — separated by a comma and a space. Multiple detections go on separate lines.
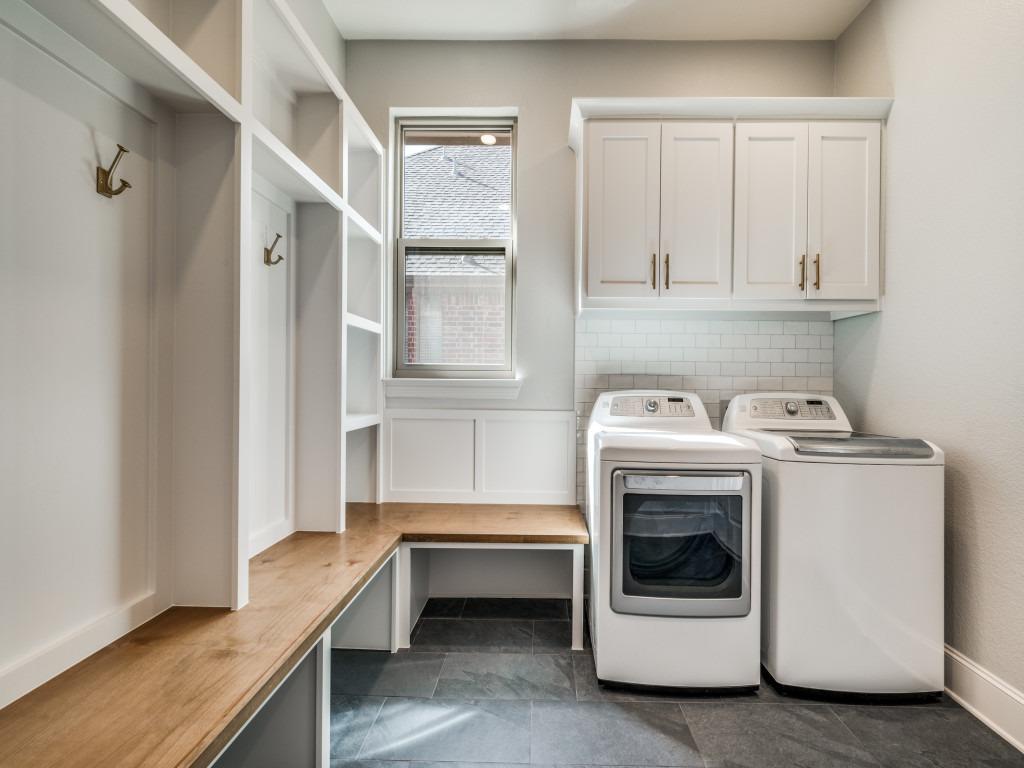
945, 644, 1024, 753
0, 591, 170, 709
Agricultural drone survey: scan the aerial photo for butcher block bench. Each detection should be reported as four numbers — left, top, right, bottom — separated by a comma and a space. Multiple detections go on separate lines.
0, 502, 588, 768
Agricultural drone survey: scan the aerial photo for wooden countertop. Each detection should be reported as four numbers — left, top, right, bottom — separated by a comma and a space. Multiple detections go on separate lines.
354, 501, 590, 544
0, 503, 587, 768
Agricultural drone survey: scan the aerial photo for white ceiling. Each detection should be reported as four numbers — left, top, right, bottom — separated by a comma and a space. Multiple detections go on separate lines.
324, 0, 872, 42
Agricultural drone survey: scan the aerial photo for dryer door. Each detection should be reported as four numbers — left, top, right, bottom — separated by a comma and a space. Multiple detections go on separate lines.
611, 470, 751, 617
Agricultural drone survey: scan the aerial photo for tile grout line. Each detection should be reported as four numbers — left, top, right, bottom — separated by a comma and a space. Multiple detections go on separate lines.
428, 652, 445, 699
352, 696, 387, 760
827, 703, 886, 767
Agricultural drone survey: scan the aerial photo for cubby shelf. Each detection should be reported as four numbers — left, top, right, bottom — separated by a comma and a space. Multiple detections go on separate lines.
24, 0, 244, 120
12, 0, 386, 620
346, 313, 383, 335
344, 413, 383, 433
253, 123, 345, 209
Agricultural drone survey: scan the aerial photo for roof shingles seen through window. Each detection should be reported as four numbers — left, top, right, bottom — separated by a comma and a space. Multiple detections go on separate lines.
402, 144, 512, 240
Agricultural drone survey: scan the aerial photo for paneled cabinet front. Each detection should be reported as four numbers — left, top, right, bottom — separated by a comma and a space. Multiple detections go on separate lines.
586, 121, 734, 299
586, 122, 661, 298
734, 121, 880, 301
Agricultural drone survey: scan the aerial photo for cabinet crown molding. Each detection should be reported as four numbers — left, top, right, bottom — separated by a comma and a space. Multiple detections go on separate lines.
568, 97, 893, 150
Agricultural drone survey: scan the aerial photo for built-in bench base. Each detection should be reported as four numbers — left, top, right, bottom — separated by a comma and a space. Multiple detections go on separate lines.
0, 502, 588, 768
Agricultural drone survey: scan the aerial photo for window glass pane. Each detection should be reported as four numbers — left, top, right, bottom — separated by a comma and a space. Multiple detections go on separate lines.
402, 128, 512, 239
403, 248, 506, 367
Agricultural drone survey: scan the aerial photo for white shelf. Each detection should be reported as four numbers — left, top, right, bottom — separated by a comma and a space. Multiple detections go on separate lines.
345, 205, 383, 245
253, 123, 344, 209
345, 313, 382, 335
344, 412, 382, 433
25, 0, 243, 119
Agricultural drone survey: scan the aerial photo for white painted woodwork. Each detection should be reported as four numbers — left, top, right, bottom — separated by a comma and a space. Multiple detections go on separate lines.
249, 182, 296, 556
383, 410, 576, 504
480, 416, 575, 497
388, 416, 477, 493
660, 122, 733, 298
2, 0, 385, 710
344, 110, 383, 231
0, 24, 161, 706
346, 222, 382, 325
568, 97, 893, 151
807, 121, 880, 300
346, 427, 379, 502
294, 204, 344, 532
128, 0, 241, 99
734, 122, 809, 300
586, 121, 661, 298
171, 113, 240, 607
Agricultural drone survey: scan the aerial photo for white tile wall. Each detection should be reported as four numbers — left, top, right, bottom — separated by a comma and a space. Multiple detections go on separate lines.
574, 317, 834, 501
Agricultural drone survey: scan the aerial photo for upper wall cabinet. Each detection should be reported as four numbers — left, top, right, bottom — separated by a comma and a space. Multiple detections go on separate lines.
808, 122, 881, 300
586, 121, 733, 299
733, 122, 808, 300
735, 121, 880, 301
586, 122, 661, 298
661, 122, 734, 299
570, 98, 891, 317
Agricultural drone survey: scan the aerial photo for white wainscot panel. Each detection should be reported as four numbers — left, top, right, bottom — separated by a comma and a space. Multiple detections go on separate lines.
481, 416, 574, 497
388, 415, 476, 493
384, 410, 576, 504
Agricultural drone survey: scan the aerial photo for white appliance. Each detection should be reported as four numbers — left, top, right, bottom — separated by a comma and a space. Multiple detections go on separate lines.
723, 393, 945, 695
586, 390, 762, 689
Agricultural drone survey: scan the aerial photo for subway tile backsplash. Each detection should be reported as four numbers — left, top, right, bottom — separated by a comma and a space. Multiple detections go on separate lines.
574, 317, 834, 502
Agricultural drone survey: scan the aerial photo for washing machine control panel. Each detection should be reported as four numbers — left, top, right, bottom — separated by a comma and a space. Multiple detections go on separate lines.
751, 397, 836, 420
610, 395, 695, 418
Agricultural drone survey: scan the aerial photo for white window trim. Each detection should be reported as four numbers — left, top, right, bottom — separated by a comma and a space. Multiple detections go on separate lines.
383, 377, 523, 400
393, 116, 518, 380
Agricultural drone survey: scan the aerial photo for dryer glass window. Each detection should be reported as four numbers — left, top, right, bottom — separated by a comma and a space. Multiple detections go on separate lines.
610, 470, 751, 618
621, 493, 743, 600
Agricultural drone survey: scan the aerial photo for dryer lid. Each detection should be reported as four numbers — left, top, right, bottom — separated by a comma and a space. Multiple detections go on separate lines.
783, 432, 935, 460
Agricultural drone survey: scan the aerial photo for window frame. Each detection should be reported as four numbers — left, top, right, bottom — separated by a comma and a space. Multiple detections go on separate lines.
393, 116, 518, 379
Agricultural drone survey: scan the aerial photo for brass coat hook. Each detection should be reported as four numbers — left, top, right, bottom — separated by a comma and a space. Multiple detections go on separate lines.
96, 144, 132, 198
264, 233, 284, 266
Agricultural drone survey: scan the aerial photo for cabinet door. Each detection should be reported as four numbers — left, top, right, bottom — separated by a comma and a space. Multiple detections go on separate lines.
807, 122, 880, 300
586, 121, 661, 297
660, 122, 733, 298
734, 123, 808, 300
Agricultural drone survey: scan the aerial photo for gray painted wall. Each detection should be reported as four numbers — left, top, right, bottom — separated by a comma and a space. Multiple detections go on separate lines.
834, 0, 1024, 689
344, 39, 836, 410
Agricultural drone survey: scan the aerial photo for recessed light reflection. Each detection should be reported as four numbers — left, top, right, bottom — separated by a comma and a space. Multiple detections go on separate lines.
480, 134, 497, 145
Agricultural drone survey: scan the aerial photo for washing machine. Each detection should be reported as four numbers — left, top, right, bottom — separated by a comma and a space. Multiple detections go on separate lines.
722, 393, 945, 696
586, 390, 762, 689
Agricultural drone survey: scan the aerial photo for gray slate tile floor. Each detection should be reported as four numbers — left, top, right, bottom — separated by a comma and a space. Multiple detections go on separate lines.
331, 599, 1024, 768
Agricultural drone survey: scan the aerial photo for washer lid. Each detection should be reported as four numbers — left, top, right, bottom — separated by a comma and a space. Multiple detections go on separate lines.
783, 432, 936, 460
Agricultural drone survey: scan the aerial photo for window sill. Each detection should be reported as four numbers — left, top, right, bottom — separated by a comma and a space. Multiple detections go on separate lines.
384, 377, 523, 401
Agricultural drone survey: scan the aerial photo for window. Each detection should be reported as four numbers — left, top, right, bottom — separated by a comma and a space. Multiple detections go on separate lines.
395, 118, 516, 378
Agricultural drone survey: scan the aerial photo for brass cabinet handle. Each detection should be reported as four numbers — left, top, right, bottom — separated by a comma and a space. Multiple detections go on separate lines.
664, 253, 670, 290
798, 254, 806, 291
651, 253, 656, 289
814, 253, 821, 290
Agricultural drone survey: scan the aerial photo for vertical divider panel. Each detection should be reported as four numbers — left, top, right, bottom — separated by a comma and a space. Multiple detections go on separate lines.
294, 205, 345, 532
171, 112, 242, 608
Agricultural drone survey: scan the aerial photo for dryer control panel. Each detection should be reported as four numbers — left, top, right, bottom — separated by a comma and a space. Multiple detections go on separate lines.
610, 395, 695, 418
751, 397, 836, 421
